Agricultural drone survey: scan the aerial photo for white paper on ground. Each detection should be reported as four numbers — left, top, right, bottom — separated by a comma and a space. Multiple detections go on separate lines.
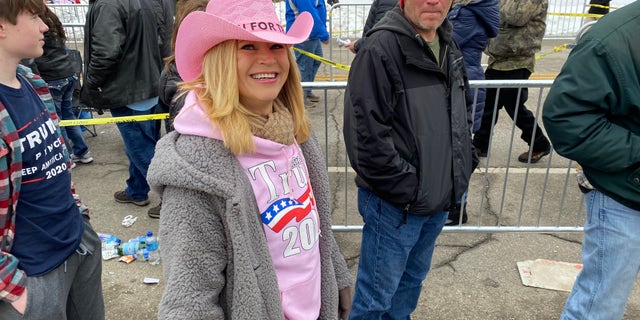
517, 259, 583, 292
143, 277, 160, 284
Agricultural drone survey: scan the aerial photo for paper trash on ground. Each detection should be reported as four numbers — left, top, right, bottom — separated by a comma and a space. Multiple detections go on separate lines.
143, 277, 160, 284
517, 259, 582, 292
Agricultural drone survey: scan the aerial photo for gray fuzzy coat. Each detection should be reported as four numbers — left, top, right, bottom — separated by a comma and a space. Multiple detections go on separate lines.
147, 131, 352, 319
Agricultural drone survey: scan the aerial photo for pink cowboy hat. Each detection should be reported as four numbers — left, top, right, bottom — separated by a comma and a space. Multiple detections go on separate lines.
175, 0, 313, 81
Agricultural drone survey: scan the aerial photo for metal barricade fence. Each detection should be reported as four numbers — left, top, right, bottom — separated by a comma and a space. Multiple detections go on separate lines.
323, 0, 599, 79
49, 4, 88, 46
49, 3, 87, 24
326, 2, 370, 81
303, 80, 585, 234
61, 23, 85, 52
546, 0, 591, 39
56, 11, 586, 235
55, 3, 287, 52
54, 0, 599, 75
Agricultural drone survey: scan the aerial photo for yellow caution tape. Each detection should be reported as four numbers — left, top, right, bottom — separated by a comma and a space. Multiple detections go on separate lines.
529, 73, 557, 80
587, 3, 613, 9
293, 47, 351, 71
59, 113, 169, 127
535, 43, 571, 60
547, 12, 603, 18
315, 74, 348, 81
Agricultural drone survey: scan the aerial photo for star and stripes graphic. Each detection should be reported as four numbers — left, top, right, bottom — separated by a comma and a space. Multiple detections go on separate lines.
261, 185, 316, 233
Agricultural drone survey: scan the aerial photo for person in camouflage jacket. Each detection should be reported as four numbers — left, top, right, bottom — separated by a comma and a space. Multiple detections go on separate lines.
472, 0, 552, 164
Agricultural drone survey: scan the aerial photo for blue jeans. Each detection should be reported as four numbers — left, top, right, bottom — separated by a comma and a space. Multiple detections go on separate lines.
294, 39, 322, 96
561, 190, 640, 320
48, 76, 89, 157
110, 106, 157, 201
350, 188, 447, 320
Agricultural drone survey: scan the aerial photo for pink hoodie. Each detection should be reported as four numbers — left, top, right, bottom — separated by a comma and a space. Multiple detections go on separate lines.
174, 92, 322, 319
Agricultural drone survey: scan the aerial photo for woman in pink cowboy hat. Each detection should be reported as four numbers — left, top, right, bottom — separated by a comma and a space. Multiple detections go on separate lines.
146, 0, 353, 318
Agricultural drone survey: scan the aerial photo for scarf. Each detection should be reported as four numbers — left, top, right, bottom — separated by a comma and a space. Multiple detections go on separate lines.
247, 100, 295, 145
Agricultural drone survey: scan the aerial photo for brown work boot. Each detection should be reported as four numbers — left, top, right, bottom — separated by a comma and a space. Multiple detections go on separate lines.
114, 190, 150, 206
518, 149, 550, 163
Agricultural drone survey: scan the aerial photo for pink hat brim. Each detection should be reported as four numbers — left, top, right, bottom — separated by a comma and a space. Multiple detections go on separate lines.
176, 11, 313, 82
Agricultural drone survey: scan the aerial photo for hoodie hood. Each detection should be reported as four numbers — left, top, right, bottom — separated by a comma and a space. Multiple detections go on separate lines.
149, 90, 251, 199
366, 6, 455, 46
461, 0, 500, 38
173, 90, 224, 140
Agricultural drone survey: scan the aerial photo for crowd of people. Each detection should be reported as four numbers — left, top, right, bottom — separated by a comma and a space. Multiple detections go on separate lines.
0, 0, 637, 319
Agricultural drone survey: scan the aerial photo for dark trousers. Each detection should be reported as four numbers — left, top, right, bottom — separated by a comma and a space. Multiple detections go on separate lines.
473, 68, 550, 153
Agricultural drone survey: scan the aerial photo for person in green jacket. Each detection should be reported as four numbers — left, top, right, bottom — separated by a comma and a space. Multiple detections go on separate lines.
542, 2, 640, 319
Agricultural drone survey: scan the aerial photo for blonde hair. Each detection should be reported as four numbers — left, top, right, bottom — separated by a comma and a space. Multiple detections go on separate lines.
180, 40, 311, 155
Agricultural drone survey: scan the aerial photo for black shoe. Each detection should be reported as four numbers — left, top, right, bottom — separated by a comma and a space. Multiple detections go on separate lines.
148, 202, 161, 219
306, 93, 320, 103
445, 205, 468, 226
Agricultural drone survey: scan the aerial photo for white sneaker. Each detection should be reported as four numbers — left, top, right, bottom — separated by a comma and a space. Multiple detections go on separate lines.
71, 152, 94, 164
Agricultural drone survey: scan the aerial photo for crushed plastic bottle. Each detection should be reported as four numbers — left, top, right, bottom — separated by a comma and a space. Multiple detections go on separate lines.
101, 235, 122, 260
135, 248, 149, 262
148, 248, 161, 265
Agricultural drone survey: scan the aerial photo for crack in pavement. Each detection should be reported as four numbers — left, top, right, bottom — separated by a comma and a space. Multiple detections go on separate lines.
544, 233, 582, 245
433, 234, 495, 272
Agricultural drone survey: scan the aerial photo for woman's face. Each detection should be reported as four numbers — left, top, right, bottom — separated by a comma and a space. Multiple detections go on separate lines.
236, 40, 290, 116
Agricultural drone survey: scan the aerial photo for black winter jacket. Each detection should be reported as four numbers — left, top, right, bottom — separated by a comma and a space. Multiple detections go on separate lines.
157, 62, 186, 132
34, 31, 75, 81
344, 7, 476, 215
81, 0, 169, 109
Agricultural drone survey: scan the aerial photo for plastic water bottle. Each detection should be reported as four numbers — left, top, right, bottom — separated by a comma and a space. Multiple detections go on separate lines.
147, 233, 161, 265
148, 248, 161, 265
146, 231, 158, 251
121, 240, 139, 256
135, 248, 149, 261
135, 235, 147, 249
98, 232, 115, 243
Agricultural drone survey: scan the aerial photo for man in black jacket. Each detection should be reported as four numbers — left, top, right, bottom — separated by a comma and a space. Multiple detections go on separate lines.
81, 0, 172, 208
343, 0, 476, 318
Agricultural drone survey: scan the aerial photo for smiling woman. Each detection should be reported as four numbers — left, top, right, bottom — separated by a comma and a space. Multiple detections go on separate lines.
146, 0, 353, 319
236, 41, 290, 117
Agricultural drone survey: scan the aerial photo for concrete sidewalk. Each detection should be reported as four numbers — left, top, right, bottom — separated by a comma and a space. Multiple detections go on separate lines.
71, 39, 640, 319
